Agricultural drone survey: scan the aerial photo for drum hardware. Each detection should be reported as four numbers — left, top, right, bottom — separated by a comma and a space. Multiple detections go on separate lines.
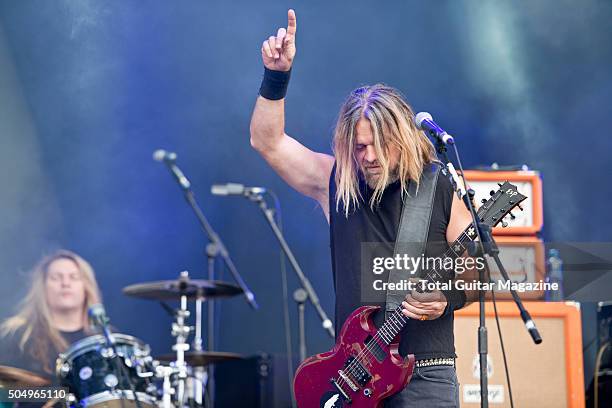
100, 347, 115, 359
122, 278, 243, 301
192, 294, 205, 407
122, 272, 247, 408
88, 305, 146, 408
155, 365, 176, 408
56, 334, 156, 408
170, 273, 191, 408
153, 352, 244, 367
154, 152, 259, 407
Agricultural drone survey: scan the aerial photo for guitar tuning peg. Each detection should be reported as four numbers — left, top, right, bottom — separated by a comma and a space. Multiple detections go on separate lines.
509, 212, 516, 220
489, 190, 496, 196
501, 220, 508, 228
498, 183, 503, 187
518, 204, 524, 211
481, 199, 487, 204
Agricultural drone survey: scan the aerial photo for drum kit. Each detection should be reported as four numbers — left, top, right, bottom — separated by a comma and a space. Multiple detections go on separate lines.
0, 271, 244, 408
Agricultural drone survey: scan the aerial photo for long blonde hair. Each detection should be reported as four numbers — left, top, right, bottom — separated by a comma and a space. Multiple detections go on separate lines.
0, 250, 102, 373
333, 84, 437, 216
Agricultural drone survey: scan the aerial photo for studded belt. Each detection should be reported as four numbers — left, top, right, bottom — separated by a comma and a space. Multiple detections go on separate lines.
415, 357, 455, 368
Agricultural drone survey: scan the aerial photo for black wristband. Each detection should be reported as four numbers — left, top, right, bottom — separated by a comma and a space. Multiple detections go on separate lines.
259, 67, 291, 100
441, 287, 467, 316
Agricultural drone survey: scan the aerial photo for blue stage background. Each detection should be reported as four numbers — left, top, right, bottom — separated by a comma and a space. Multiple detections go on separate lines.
1, 0, 610, 391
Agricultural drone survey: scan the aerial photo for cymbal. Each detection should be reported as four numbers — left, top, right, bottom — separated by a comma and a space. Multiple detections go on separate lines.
123, 279, 243, 301
154, 351, 244, 367
0, 365, 50, 386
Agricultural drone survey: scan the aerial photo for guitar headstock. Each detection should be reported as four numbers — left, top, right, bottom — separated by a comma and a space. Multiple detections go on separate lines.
477, 181, 527, 228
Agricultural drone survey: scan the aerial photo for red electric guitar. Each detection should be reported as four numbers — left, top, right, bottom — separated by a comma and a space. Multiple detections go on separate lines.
293, 182, 527, 407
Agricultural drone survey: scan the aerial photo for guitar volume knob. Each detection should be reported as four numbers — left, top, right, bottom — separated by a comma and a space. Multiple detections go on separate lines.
364, 388, 372, 397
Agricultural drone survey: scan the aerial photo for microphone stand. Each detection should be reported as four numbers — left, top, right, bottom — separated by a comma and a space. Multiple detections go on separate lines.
92, 314, 143, 408
432, 135, 542, 408
158, 155, 258, 408
156, 154, 258, 309
293, 288, 309, 362
246, 191, 335, 346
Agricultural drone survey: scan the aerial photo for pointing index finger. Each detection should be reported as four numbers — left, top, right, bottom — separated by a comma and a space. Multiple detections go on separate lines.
287, 9, 297, 37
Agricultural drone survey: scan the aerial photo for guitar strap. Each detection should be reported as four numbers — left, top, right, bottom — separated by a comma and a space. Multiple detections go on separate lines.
385, 162, 441, 313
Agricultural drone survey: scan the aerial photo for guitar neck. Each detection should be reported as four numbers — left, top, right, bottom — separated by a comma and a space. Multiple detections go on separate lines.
375, 221, 480, 346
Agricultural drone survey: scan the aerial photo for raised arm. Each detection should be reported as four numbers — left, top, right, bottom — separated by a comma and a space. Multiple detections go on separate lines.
249, 9, 334, 218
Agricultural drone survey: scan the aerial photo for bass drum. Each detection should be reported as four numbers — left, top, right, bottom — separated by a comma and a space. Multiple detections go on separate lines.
56, 334, 157, 408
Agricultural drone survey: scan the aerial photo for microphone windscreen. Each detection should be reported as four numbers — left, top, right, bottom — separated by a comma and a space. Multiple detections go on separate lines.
211, 184, 228, 195
88, 304, 107, 325
153, 149, 167, 162
225, 183, 245, 195
414, 112, 433, 130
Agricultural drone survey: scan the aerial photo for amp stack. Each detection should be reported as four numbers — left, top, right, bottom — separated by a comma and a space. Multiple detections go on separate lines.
462, 167, 544, 300
454, 167, 586, 408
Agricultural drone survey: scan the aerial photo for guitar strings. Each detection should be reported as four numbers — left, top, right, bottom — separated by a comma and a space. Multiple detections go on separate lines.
338, 228, 476, 390
339, 190, 516, 390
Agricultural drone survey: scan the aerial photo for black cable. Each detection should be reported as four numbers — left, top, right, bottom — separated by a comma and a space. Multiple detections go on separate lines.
489, 286, 514, 408
266, 189, 297, 408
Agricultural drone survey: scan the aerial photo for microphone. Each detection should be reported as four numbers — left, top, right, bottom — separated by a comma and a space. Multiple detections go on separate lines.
152, 149, 177, 162
88, 303, 116, 346
153, 149, 191, 190
414, 112, 454, 145
211, 183, 267, 196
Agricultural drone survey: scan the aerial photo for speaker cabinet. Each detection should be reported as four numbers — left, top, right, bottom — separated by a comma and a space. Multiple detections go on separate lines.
454, 302, 585, 407
485, 236, 546, 300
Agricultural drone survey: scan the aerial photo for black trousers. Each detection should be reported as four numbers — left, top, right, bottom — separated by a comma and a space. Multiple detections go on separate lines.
384, 365, 459, 408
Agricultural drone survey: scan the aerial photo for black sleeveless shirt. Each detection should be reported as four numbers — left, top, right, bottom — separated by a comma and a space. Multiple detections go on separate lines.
329, 165, 460, 360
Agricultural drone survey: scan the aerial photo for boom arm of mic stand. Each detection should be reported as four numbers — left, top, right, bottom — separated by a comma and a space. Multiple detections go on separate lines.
489, 250, 542, 344
183, 189, 258, 309
252, 194, 335, 338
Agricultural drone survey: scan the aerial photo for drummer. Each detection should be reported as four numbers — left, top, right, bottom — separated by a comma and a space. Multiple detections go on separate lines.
0, 250, 103, 381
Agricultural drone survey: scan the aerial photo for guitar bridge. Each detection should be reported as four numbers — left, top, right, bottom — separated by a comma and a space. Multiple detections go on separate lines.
329, 378, 352, 404
337, 370, 358, 391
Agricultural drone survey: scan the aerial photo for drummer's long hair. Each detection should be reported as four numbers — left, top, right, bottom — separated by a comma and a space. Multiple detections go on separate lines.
0, 250, 102, 373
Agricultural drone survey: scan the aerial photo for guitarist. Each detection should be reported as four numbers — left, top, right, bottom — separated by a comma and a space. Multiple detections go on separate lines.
250, 9, 475, 407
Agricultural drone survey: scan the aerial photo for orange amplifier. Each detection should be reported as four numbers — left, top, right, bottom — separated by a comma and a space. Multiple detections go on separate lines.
462, 170, 543, 235
455, 301, 585, 408
484, 236, 546, 300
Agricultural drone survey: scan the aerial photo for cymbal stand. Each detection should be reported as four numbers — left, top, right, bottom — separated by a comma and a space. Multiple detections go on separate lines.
171, 272, 192, 407
192, 293, 207, 407
156, 365, 175, 408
